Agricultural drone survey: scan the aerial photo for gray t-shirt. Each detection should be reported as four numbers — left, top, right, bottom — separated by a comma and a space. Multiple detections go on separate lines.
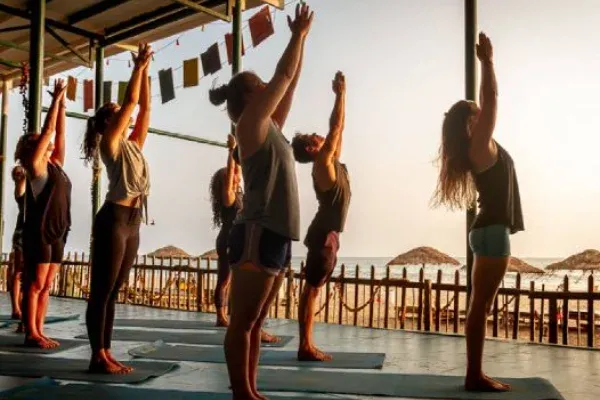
237, 122, 300, 240
101, 139, 150, 216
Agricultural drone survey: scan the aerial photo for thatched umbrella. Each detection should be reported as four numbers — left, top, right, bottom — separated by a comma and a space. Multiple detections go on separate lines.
545, 249, 600, 272
386, 246, 459, 267
507, 257, 544, 274
146, 245, 191, 258
199, 249, 218, 260
460, 257, 544, 274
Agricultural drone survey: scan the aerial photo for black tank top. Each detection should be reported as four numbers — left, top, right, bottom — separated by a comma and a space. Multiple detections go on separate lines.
305, 160, 352, 247
25, 163, 72, 243
220, 196, 241, 229
15, 194, 24, 231
471, 143, 524, 234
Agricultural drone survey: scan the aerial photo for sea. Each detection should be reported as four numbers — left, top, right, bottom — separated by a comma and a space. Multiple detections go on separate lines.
287, 256, 594, 292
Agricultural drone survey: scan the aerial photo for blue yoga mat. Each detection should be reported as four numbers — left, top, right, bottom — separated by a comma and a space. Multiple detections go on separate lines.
0, 314, 79, 325
258, 369, 565, 400
76, 328, 293, 348
1, 383, 354, 399
129, 340, 385, 369
0, 335, 86, 354
0, 353, 178, 384
114, 318, 272, 330
0, 377, 58, 399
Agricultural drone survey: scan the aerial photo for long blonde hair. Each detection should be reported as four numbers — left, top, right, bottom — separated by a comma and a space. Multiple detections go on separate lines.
432, 100, 476, 210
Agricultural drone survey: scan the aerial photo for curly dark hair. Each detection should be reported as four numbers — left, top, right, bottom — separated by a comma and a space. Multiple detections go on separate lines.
210, 167, 242, 228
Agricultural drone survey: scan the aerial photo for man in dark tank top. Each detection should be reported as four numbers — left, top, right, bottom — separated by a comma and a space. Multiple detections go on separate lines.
291, 71, 350, 361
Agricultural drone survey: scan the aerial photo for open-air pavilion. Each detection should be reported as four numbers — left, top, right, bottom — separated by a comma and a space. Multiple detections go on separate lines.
0, 1, 595, 399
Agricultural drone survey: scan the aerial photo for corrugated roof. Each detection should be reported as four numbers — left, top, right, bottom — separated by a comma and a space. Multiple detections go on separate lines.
0, 0, 282, 83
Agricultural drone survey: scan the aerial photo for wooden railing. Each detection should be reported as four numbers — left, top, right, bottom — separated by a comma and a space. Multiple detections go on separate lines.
0, 253, 598, 349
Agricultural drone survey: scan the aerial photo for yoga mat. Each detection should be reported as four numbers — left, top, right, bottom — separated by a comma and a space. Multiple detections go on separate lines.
0, 314, 79, 325
0, 377, 59, 399
258, 370, 565, 400
114, 318, 271, 330
0, 335, 86, 354
76, 329, 293, 348
0, 383, 352, 400
129, 341, 385, 369
0, 353, 178, 384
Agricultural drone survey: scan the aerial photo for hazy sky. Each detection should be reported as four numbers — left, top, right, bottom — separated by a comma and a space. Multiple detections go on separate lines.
3, 0, 600, 259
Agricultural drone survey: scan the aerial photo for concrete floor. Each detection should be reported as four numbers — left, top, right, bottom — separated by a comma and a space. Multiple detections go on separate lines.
1, 296, 598, 399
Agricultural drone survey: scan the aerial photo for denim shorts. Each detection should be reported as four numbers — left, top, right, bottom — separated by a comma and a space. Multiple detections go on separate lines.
228, 223, 292, 276
469, 224, 510, 257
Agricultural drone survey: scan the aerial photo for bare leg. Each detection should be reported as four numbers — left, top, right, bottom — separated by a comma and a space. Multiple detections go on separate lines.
10, 251, 23, 319
465, 255, 510, 392
24, 264, 52, 349
250, 271, 285, 400
37, 264, 60, 348
225, 263, 274, 400
298, 283, 331, 361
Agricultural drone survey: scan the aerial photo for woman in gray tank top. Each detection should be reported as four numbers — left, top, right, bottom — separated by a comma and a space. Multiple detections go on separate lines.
208, 4, 313, 399
81, 43, 153, 375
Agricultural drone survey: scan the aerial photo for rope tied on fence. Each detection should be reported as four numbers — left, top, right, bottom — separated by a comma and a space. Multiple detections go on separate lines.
337, 284, 383, 313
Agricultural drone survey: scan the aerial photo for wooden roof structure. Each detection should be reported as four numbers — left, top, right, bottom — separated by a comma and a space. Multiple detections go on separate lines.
0, 0, 282, 84
386, 246, 460, 267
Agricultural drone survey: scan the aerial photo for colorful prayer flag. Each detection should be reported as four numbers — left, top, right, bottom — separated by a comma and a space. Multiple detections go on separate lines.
66, 76, 77, 101
183, 58, 199, 88
103, 81, 112, 104
83, 79, 94, 111
248, 6, 274, 47
158, 68, 175, 104
225, 33, 245, 65
201, 43, 221, 76
118, 81, 128, 104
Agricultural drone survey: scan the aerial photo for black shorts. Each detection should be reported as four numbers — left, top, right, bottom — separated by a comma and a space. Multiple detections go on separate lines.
305, 231, 340, 288
228, 223, 291, 276
24, 235, 66, 265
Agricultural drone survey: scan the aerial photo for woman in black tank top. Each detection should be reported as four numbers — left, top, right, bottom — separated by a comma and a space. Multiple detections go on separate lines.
210, 135, 242, 327
433, 33, 523, 393
15, 79, 70, 350
8, 166, 26, 324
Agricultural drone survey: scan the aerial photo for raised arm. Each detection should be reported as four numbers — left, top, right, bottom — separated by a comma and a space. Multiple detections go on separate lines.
50, 89, 66, 166
471, 32, 497, 151
100, 43, 153, 158
32, 79, 66, 175
222, 134, 238, 207
129, 63, 151, 149
319, 72, 346, 165
240, 4, 313, 138
271, 37, 305, 129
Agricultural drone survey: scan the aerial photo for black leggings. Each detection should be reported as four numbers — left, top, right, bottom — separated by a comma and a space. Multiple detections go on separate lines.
86, 203, 141, 353
214, 226, 231, 308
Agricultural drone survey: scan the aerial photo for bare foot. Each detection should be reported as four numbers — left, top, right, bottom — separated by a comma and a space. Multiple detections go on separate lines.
465, 374, 511, 392
105, 350, 134, 372
15, 323, 25, 333
11, 312, 22, 320
216, 317, 229, 327
298, 346, 333, 361
260, 330, 280, 344
89, 357, 128, 375
40, 335, 60, 348
24, 336, 53, 349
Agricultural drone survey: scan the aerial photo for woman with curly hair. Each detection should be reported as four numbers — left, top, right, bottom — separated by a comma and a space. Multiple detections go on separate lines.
433, 32, 523, 392
210, 134, 242, 327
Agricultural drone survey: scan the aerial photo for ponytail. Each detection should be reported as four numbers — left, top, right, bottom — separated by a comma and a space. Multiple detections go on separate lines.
208, 84, 228, 106
82, 102, 117, 166
82, 116, 100, 166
